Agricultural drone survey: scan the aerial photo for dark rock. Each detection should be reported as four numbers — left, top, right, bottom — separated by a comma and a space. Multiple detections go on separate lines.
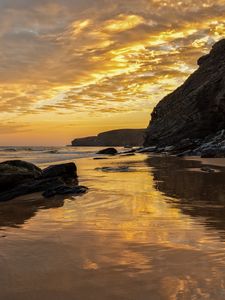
42, 185, 88, 198
0, 160, 86, 202
155, 147, 165, 153
0, 160, 42, 192
164, 146, 176, 152
201, 148, 219, 158
201, 148, 225, 158
192, 130, 225, 157
0, 160, 42, 177
42, 162, 77, 179
72, 136, 98, 146
0, 177, 64, 202
72, 129, 145, 147
136, 146, 157, 153
145, 39, 225, 148
176, 150, 193, 157
170, 139, 199, 154
45, 150, 59, 154
97, 148, 118, 155
201, 167, 216, 173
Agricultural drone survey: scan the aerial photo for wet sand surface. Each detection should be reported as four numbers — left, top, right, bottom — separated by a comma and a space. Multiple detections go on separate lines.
1, 154, 225, 300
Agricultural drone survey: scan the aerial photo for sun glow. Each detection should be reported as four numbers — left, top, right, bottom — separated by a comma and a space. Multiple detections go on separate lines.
0, 1, 225, 145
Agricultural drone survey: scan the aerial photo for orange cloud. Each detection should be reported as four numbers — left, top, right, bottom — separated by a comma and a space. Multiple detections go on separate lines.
0, 0, 225, 144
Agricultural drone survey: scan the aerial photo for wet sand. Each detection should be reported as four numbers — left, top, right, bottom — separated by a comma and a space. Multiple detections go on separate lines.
186, 156, 225, 168
1, 154, 225, 299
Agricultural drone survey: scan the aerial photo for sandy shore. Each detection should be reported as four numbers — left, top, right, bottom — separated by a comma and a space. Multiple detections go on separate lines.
186, 156, 225, 168
0, 154, 225, 299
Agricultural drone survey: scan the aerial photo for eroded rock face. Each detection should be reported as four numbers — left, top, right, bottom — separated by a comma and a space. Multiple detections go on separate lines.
145, 39, 225, 147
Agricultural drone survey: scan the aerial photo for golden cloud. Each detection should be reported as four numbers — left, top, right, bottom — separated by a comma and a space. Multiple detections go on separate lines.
0, 0, 225, 144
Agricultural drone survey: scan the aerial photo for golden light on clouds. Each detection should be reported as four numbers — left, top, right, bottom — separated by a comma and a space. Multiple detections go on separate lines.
72, 19, 92, 36
104, 14, 144, 33
0, 0, 225, 145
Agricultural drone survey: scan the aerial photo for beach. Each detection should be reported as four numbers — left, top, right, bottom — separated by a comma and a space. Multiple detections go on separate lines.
0, 148, 225, 299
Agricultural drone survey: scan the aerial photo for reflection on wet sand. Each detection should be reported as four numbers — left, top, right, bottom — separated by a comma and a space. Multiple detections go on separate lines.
0, 194, 65, 228
147, 156, 225, 237
0, 155, 225, 299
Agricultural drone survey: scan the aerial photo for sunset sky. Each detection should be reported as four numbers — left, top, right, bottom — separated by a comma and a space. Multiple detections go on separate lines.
0, 0, 225, 145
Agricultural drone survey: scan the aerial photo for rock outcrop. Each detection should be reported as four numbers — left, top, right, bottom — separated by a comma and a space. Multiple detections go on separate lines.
145, 39, 225, 148
0, 160, 43, 192
97, 148, 118, 155
72, 129, 145, 147
0, 160, 87, 201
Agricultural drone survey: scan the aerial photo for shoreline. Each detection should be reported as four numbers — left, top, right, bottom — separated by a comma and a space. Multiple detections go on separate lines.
7, 153, 225, 203
1, 150, 225, 299
185, 156, 225, 168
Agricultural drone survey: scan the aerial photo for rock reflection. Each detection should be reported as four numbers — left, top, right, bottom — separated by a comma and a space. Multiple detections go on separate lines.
0, 194, 64, 228
1, 156, 225, 299
147, 156, 225, 236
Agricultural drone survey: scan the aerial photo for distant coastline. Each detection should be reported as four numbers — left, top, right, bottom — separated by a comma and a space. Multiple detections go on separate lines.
71, 128, 146, 147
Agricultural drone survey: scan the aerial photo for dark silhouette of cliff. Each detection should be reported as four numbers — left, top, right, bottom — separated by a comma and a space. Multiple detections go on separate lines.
145, 39, 225, 147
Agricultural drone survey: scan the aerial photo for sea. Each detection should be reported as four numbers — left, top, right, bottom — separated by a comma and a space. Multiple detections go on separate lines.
0, 146, 225, 299
0, 146, 107, 165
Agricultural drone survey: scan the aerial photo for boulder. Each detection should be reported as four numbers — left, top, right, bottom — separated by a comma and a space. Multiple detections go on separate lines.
42, 162, 77, 179
97, 148, 118, 155
0, 160, 42, 192
0, 160, 42, 177
201, 167, 216, 173
0, 160, 87, 202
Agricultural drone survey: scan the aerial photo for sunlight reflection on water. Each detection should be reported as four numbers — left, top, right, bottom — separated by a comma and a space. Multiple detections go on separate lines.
0, 153, 225, 299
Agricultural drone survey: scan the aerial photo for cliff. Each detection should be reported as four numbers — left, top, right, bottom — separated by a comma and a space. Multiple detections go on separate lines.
72, 129, 145, 147
145, 39, 225, 147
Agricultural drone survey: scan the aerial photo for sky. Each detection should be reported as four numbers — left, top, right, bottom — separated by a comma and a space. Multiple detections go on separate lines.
0, 0, 225, 145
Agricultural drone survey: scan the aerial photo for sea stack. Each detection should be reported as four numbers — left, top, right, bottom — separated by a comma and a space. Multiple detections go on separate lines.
144, 39, 225, 147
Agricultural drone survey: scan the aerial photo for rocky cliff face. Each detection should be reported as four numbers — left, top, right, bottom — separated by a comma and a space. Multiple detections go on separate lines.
145, 39, 225, 147
72, 129, 145, 147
